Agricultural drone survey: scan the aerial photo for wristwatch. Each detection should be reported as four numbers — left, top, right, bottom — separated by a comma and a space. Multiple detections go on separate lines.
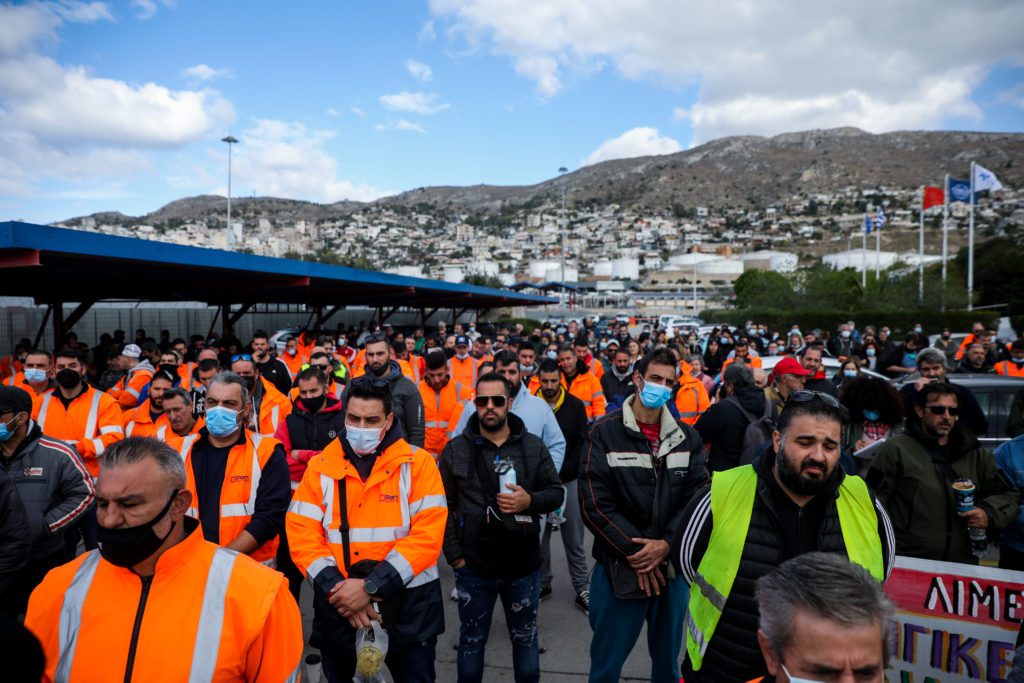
364, 578, 380, 598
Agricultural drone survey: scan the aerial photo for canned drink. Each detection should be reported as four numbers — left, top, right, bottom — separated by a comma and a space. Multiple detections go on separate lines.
952, 477, 976, 514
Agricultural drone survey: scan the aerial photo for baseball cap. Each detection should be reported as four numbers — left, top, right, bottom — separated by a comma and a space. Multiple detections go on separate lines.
774, 357, 811, 377
121, 344, 142, 358
0, 386, 32, 415
455, 335, 469, 347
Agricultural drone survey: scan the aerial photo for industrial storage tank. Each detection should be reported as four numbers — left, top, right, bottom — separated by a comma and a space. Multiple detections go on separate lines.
593, 260, 613, 277
611, 257, 640, 280
443, 265, 465, 283
528, 259, 560, 279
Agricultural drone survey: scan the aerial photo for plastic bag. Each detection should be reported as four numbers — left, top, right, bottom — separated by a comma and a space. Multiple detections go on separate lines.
353, 618, 389, 683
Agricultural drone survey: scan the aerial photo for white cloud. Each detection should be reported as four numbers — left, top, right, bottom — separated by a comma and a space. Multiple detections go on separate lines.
131, 0, 175, 20
429, 0, 1024, 142
582, 127, 681, 166
49, 2, 114, 23
379, 91, 450, 114
350, 106, 367, 117
375, 119, 427, 134
998, 84, 1024, 109
406, 59, 433, 82
200, 119, 389, 203
181, 63, 231, 82
0, 2, 233, 197
326, 107, 344, 117
418, 20, 437, 42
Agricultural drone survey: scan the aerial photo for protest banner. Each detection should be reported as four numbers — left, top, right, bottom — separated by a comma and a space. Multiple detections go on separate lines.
885, 556, 1024, 682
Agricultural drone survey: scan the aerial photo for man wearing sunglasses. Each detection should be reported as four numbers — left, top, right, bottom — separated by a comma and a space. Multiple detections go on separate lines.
867, 382, 1019, 564
676, 390, 894, 683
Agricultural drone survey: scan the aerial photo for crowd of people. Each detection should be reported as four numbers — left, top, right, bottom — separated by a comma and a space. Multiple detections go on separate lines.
0, 314, 1023, 682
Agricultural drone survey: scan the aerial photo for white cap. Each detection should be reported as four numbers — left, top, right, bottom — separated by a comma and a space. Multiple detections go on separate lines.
121, 344, 142, 358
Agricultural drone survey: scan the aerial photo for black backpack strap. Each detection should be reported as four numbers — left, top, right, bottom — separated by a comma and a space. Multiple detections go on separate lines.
336, 477, 351, 573
725, 396, 758, 423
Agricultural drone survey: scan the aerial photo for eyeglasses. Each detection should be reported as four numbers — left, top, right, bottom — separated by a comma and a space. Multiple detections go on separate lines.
230, 354, 252, 363
787, 390, 841, 409
474, 395, 508, 408
925, 405, 959, 416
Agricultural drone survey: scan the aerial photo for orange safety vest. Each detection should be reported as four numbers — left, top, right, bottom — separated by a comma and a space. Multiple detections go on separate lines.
448, 355, 481, 389
721, 354, 763, 370
674, 372, 711, 426
419, 379, 472, 457
24, 526, 302, 683
287, 436, 446, 589
955, 334, 982, 362
123, 398, 171, 438
296, 337, 318, 365
255, 378, 292, 436
177, 362, 196, 389
160, 418, 206, 457
109, 363, 155, 411
995, 360, 1024, 377
33, 386, 124, 477
183, 430, 283, 563
280, 352, 303, 380
528, 371, 607, 419
4, 371, 25, 387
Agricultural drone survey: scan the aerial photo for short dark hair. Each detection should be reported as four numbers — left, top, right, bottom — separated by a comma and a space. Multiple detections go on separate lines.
797, 344, 823, 358
162, 387, 190, 406
476, 371, 513, 397
347, 376, 393, 415
309, 351, 331, 364
634, 348, 678, 379
252, 329, 269, 342
917, 381, 958, 407
537, 359, 560, 376
296, 366, 326, 386
492, 350, 518, 369
424, 350, 448, 371
197, 358, 220, 372
24, 348, 51, 362
573, 336, 590, 348
150, 370, 176, 385
777, 394, 848, 434
1012, 339, 1024, 352
55, 346, 85, 364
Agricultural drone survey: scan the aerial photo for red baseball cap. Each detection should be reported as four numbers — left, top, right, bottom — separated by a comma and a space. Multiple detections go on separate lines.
773, 357, 812, 377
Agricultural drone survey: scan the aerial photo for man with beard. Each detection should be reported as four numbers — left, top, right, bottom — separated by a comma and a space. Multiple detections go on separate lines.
159, 387, 205, 454
676, 391, 894, 683
344, 333, 424, 448
439, 372, 563, 683
600, 346, 634, 413
123, 370, 175, 438
251, 329, 293, 396
545, 345, 606, 420
868, 382, 1018, 564
419, 350, 472, 459
517, 343, 539, 386
230, 355, 292, 437
535, 359, 591, 610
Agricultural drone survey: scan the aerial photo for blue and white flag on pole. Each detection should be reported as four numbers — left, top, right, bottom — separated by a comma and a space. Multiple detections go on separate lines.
864, 214, 872, 235
873, 207, 886, 232
973, 164, 1003, 193
948, 178, 972, 203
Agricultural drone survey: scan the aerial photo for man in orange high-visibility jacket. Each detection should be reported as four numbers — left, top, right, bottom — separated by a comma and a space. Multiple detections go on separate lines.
159, 387, 205, 456
107, 343, 155, 411
33, 348, 123, 479
575, 336, 605, 379
18, 349, 55, 398
182, 372, 290, 565
449, 335, 482, 388
25, 436, 302, 682
296, 328, 319, 365
674, 359, 711, 426
419, 350, 472, 458
287, 376, 446, 682
996, 339, 1024, 377
280, 336, 304, 380
123, 370, 174, 438
556, 345, 606, 420
720, 338, 763, 372
231, 355, 293, 436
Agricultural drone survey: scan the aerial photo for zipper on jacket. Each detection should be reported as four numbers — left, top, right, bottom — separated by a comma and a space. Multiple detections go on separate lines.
123, 575, 153, 683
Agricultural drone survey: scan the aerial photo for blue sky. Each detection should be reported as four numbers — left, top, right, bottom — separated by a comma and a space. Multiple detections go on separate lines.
1, 0, 1023, 224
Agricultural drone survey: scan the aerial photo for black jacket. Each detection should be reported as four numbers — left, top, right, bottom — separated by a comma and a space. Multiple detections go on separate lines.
804, 375, 838, 397
0, 469, 30, 595
439, 412, 563, 579
1009, 385, 1024, 439
255, 354, 294, 396
544, 389, 588, 482
275, 396, 346, 454
600, 370, 634, 414
694, 387, 776, 473
579, 396, 707, 567
674, 450, 895, 683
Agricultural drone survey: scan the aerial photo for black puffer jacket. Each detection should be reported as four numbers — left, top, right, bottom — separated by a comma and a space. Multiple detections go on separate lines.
579, 396, 707, 566
439, 412, 563, 579
694, 386, 776, 472
674, 450, 895, 683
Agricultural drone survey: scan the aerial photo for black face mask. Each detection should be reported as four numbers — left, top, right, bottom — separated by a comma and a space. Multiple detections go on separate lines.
303, 394, 326, 413
97, 490, 178, 568
158, 364, 179, 377
56, 368, 82, 389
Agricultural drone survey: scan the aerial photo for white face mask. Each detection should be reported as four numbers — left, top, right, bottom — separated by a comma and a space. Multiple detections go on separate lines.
346, 425, 384, 456
781, 663, 826, 683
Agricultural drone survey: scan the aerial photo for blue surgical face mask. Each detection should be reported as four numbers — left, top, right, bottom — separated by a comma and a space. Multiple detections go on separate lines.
24, 368, 47, 383
0, 416, 18, 442
863, 409, 881, 422
638, 378, 672, 410
546, 351, 557, 360
346, 425, 383, 456
205, 406, 240, 437
843, 370, 858, 378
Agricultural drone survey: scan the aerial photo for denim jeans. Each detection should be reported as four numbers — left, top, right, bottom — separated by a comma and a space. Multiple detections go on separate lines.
454, 565, 540, 683
320, 635, 437, 683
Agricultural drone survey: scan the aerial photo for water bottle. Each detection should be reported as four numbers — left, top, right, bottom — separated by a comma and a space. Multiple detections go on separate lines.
952, 477, 988, 558
496, 458, 516, 492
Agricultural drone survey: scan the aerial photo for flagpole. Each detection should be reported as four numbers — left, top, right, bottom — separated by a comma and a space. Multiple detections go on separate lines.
968, 162, 975, 312
861, 215, 867, 289
875, 222, 880, 280
941, 173, 949, 312
918, 185, 925, 305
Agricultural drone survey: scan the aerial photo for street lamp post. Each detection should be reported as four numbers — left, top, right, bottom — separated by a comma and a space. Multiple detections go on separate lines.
222, 135, 238, 248
558, 166, 568, 308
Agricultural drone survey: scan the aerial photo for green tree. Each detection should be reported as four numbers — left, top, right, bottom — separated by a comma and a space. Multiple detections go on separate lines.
463, 272, 505, 289
733, 270, 797, 310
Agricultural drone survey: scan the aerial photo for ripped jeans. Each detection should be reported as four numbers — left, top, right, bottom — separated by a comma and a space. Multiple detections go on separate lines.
454, 565, 540, 683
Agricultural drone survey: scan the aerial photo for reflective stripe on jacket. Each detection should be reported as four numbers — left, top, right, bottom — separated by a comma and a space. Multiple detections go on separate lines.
183, 430, 283, 563
256, 378, 292, 436
674, 362, 711, 426
24, 526, 302, 683
109, 363, 154, 411
685, 465, 883, 672
996, 360, 1024, 377
33, 386, 124, 477
419, 379, 471, 458
448, 355, 480, 389
123, 399, 170, 438
529, 371, 607, 419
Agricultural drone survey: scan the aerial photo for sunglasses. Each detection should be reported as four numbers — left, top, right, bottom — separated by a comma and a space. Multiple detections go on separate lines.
230, 354, 252, 363
787, 390, 841, 409
925, 405, 959, 416
474, 395, 508, 408
311, 364, 331, 371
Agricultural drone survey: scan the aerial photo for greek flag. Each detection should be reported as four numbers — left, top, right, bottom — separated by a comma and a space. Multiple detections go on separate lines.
864, 214, 872, 235
873, 208, 885, 232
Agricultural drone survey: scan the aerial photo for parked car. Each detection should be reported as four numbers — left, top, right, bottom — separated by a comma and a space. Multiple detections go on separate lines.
270, 328, 302, 353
